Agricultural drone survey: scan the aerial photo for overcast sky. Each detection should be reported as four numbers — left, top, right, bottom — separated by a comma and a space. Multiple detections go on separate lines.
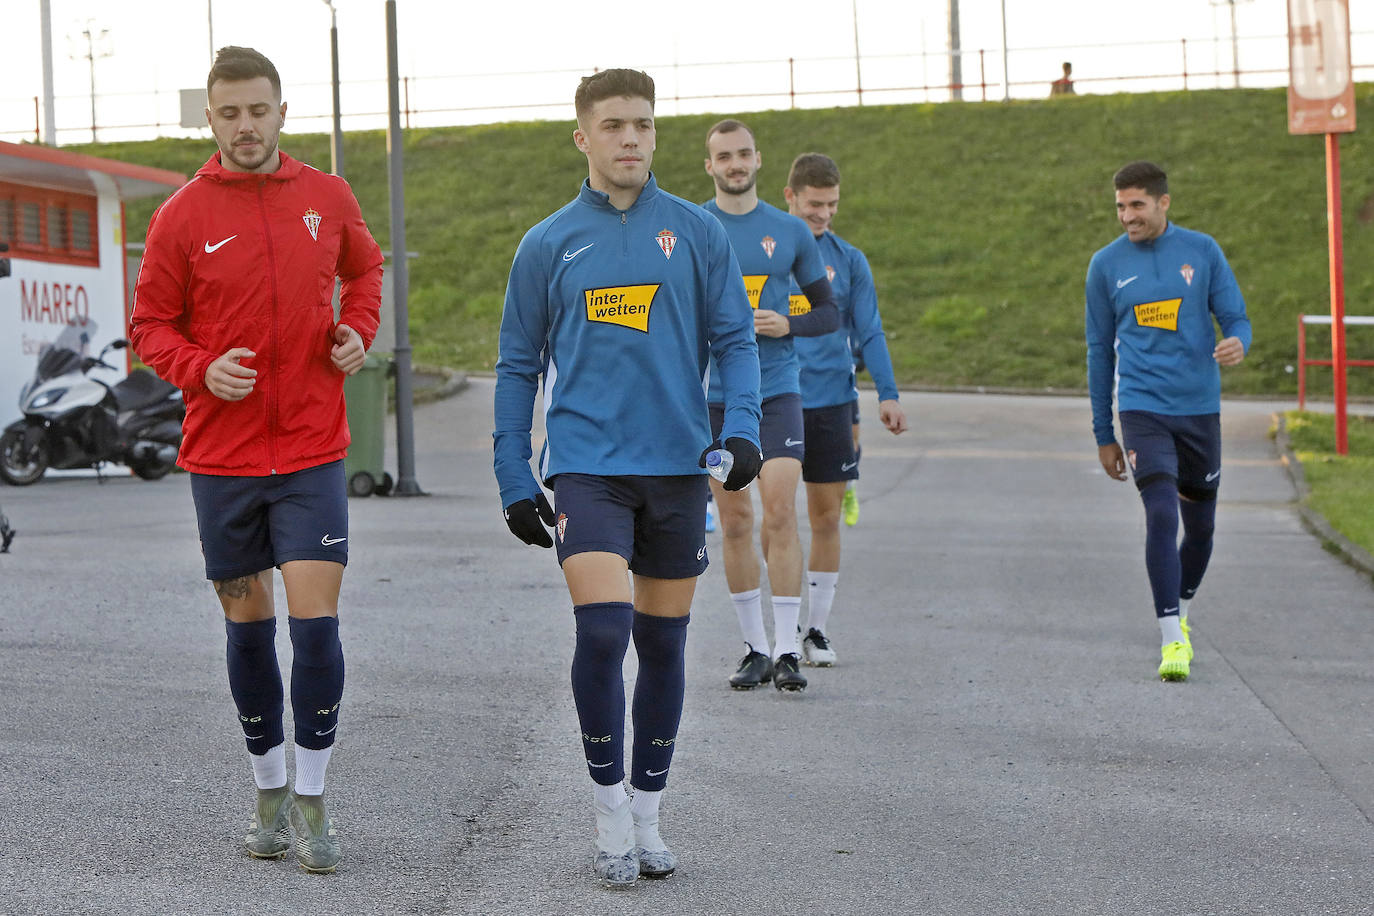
1, 0, 1369, 143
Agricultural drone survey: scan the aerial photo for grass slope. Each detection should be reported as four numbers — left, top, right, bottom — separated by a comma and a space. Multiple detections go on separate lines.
75, 85, 1374, 396
1283, 410, 1374, 558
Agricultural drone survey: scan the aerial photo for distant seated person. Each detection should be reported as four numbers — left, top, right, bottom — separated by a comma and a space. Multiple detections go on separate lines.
1050, 61, 1075, 97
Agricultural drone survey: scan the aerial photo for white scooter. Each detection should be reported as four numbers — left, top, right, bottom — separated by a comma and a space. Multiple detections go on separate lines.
0, 322, 184, 486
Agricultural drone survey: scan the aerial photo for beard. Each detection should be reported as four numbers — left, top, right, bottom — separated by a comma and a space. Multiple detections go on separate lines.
715, 171, 757, 195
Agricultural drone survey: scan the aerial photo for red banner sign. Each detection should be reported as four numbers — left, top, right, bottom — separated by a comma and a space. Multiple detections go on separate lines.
1288, 0, 1355, 135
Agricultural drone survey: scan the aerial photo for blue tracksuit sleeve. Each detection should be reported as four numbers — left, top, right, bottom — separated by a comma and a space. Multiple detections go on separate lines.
1084, 252, 1118, 446
1207, 238, 1251, 352
847, 247, 899, 402
706, 221, 762, 448
787, 276, 839, 337
493, 230, 550, 508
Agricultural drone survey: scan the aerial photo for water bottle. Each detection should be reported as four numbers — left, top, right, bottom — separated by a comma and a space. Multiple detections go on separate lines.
705, 448, 733, 482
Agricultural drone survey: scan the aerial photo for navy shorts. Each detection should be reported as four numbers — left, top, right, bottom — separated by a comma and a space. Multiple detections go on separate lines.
551, 473, 708, 579
710, 392, 804, 463
190, 460, 348, 581
802, 402, 859, 483
1119, 411, 1222, 493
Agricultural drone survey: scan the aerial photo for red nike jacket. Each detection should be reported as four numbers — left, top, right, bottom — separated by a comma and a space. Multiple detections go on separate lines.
131, 151, 384, 476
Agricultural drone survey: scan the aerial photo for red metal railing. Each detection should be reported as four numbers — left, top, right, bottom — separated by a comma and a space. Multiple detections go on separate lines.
1296, 314, 1374, 409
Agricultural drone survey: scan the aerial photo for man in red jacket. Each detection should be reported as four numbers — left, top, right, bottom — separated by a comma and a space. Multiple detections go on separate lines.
130, 46, 383, 874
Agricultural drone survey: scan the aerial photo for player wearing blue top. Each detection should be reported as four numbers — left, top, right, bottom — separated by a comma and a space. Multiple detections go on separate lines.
785, 153, 908, 668
493, 69, 762, 888
702, 119, 838, 694
1085, 160, 1251, 683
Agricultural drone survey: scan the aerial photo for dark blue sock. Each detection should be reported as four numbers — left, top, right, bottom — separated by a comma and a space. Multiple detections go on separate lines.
1140, 479, 1181, 617
630, 612, 689, 793
571, 602, 634, 786
225, 618, 284, 756
1179, 497, 1216, 600
288, 616, 345, 751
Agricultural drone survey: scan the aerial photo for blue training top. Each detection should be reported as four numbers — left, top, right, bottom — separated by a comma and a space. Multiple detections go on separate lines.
792, 230, 900, 410
702, 199, 828, 402
1085, 222, 1252, 446
493, 175, 762, 509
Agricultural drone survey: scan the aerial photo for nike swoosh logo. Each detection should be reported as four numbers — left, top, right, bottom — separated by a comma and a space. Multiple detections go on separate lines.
645, 767, 669, 777
244, 733, 265, 739
205, 235, 238, 253
321, 535, 347, 546
697, 546, 706, 560
314, 725, 337, 736
784, 438, 802, 447
588, 760, 615, 768
562, 243, 595, 261
1116, 276, 1138, 289
840, 461, 857, 471
1205, 470, 1220, 482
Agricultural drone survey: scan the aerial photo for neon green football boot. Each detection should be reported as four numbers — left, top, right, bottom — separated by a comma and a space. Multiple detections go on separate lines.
1158, 641, 1190, 682
842, 486, 859, 527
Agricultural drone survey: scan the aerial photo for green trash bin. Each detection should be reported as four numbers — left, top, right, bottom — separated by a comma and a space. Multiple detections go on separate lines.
343, 353, 392, 497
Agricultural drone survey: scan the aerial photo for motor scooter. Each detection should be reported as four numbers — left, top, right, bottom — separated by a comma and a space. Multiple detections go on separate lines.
0, 323, 184, 486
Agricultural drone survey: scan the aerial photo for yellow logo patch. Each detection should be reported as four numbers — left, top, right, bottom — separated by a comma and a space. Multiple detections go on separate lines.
1134, 298, 1182, 331
585, 284, 658, 332
788, 293, 812, 316
742, 275, 768, 309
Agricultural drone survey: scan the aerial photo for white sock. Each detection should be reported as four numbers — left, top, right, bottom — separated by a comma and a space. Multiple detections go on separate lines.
593, 788, 632, 855
630, 788, 666, 852
294, 743, 333, 796
772, 595, 802, 658
1159, 615, 1184, 647
250, 743, 287, 790
806, 570, 839, 635
731, 588, 769, 656
593, 781, 628, 812
1179, 597, 1192, 621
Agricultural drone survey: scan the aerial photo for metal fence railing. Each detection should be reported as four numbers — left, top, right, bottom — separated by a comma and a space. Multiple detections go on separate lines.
4, 30, 1373, 145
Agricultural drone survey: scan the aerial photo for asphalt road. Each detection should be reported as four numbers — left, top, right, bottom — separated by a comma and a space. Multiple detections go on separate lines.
1, 381, 1372, 916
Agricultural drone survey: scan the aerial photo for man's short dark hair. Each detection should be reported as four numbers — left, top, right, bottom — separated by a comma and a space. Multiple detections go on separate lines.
787, 153, 841, 191
207, 46, 282, 99
574, 69, 655, 122
1113, 161, 1168, 198
706, 119, 755, 153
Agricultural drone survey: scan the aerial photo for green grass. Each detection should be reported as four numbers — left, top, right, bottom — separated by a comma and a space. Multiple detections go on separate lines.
1283, 410, 1374, 557
69, 84, 1374, 393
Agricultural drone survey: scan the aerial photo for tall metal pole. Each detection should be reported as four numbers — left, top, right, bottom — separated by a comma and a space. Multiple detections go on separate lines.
1000, 0, 1010, 101
323, 0, 344, 177
385, 0, 422, 495
1230, 0, 1241, 88
948, 0, 962, 101
86, 28, 97, 142
40, 0, 56, 145
1326, 132, 1349, 454
851, 0, 863, 105
207, 0, 214, 63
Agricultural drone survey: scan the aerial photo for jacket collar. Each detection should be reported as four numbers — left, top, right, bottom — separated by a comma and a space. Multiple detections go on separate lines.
196, 150, 304, 183
577, 173, 660, 212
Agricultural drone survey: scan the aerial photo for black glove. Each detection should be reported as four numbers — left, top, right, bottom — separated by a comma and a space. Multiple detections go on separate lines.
503, 492, 556, 547
698, 437, 763, 492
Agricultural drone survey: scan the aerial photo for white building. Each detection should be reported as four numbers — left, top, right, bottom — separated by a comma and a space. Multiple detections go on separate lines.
0, 140, 183, 413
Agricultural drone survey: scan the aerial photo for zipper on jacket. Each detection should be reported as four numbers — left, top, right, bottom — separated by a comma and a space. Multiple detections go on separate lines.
256, 180, 281, 474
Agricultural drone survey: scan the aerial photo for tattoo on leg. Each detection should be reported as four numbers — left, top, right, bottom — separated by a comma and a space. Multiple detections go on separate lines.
214, 575, 256, 600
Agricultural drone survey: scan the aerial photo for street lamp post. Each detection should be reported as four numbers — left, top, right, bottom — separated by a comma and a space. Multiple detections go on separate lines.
321, 0, 344, 177
69, 20, 112, 143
